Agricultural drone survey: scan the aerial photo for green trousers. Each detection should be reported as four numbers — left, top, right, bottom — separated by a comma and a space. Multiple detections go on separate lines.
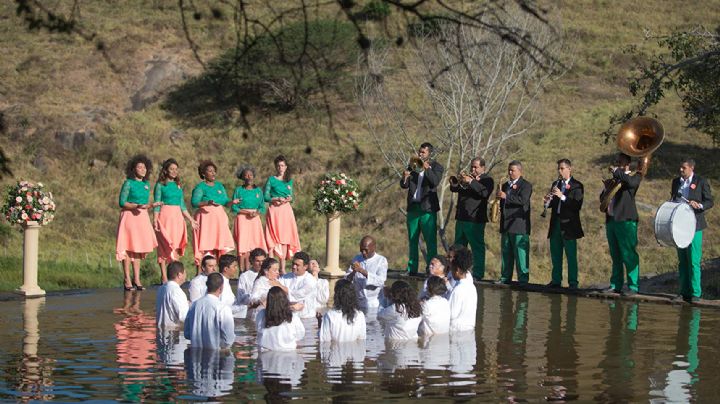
677, 230, 703, 299
500, 233, 530, 284
549, 220, 578, 287
606, 220, 639, 292
406, 203, 437, 273
455, 220, 486, 279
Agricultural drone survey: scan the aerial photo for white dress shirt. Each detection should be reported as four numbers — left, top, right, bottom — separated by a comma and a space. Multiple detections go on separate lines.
345, 253, 388, 310
419, 296, 451, 336
281, 272, 318, 319
156, 280, 189, 328
220, 274, 235, 307
412, 170, 425, 202
420, 276, 455, 300
449, 276, 477, 332
315, 278, 330, 309
319, 309, 367, 342
677, 174, 694, 201
188, 273, 208, 303
377, 304, 422, 340
255, 309, 306, 351
236, 270, 259, 305
183, 294, 236, 349
250, 276, 272, 305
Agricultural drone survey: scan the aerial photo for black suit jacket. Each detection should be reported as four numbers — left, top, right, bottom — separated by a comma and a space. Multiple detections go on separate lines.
500, 177, 532, 234
671, 175, 713, 231
604, 169, 641, 222
400, 160, 444, 213
547, 177, 584, 240
451, 173, 494, 223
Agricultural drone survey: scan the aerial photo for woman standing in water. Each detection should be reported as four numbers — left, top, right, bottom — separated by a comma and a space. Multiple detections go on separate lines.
116, 154, 161, 290
191, 160, 238, 273
232, 166, 267, 272
153, 158, 198, 283
264, 155, 301, 273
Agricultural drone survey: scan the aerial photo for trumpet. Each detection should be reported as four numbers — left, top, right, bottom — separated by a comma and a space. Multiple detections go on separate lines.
408, 156, 425, 173
488, 178, 505, 224
448, 171, 470, 189
541, 177, 562, 218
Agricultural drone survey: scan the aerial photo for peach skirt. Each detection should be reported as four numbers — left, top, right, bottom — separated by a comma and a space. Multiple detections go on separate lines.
193, 205, 234, 265
155, 205, 188, 263
233, 213, 267, 254
265, 203, 301, 259
116, 209, 158, 261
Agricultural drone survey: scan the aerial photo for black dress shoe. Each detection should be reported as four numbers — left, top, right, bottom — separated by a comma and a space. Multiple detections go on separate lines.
684, 296, 700, 304
568, 284, 578, 290
602, 287, 619, 294
546, 282, 561, 288
622, 289, 637, 297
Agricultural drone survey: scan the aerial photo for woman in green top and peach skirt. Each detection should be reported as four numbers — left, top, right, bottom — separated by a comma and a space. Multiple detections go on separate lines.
191, 160, 238, 270
116, 154, 161, 290
264, 155, 301, 273
232, 166, 268, 272
153, 158, 198, 283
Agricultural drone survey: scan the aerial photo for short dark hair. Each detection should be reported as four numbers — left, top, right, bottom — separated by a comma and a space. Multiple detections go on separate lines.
556, 158, 572, 167
249, 248, 268, 261
125, 154, 152, 180
292, 251, 311, 266
201, 255, 216, 270
451, 248, 473, 274
167, 261, 185, 280
206, 272, 224, 293
682, 158, 696, 168
508, 160, 522, 169
219, 254, 237, 273
426, 275, 448, 298
419, 142, 434, 153
471, 157, 486, 167
265, 286, 293, 328
197, 160, 217, 179
235, 165, 256, 180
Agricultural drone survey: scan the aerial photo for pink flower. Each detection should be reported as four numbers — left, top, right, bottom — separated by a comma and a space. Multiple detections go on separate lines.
15, 196, 22, 203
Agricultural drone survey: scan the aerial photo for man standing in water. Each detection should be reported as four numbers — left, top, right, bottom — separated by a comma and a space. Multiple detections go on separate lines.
184, 272, 235, 349
346, 236, 388, 311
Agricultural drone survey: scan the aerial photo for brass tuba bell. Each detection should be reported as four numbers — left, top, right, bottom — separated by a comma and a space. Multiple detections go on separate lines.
599, 117, 664, 212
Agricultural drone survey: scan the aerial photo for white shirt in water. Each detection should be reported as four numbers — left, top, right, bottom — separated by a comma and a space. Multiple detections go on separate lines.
188, 273, 208, 303
184, 293, 236, 349
315, 278, 330, 309
320, 339, 366, 368
345, 253, 388, 310
255, 309, 306, 351
281, 271, 318, 319
449, 275, 477, 332
319, 308, 367, 342
220, 274, 236, 307
377, 304, 423, 340
258, 350, 306, 386
234, 269, 259, 318
156, 328, 190, 366
185, 347, 235, 398
250, 276, 272, 305
419, 275, 457, 300
419, 295, 451, 336
156, 280, 190, 328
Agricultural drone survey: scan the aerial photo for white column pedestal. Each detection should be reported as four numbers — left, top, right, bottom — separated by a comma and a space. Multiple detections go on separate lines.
17, 221, 46, 297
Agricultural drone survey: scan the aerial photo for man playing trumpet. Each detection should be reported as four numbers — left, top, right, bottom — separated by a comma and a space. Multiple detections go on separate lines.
450, 157, 494, 279
401, 142, 444, 275
543, 159, 584, 289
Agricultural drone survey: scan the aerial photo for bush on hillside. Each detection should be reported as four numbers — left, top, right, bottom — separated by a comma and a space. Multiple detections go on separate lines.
358, 1, 391, 21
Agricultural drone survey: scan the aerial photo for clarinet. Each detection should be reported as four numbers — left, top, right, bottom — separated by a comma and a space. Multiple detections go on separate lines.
541, 177, 562, 218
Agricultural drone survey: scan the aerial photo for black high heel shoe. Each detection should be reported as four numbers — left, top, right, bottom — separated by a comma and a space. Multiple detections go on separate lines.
131, 280, 145, 291
123, 281, 133, 291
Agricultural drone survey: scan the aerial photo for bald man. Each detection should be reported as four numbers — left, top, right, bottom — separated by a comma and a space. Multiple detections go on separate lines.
345, 236, 388, 311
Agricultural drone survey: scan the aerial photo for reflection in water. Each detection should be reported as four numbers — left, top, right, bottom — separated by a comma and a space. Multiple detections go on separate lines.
496, 291, 529, 401
18, 297, 54, 402
184, 347, 235, 398
543, 294, 579, 401
661, 307, 700, 402
595, 301, 638, 402
114, 290, 157, 401
258, 350, 305, 401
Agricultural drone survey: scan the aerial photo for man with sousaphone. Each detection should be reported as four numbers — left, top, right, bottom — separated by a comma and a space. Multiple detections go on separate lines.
401, 142, 444, 275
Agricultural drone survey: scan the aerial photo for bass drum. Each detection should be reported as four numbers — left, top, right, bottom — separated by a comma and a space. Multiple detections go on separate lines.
654, 201, 696, 248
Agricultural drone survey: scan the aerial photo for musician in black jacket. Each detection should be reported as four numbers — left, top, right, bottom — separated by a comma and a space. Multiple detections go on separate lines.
671, 158, 713, 303
498, 160, 532, 284
400, 143, 444, 275
450, 157, 494, 279
544, 159, 584, 289
603, 153, 641, 296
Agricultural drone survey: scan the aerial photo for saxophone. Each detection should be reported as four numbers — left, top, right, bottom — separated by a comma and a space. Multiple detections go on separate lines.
488, 179, 504, 224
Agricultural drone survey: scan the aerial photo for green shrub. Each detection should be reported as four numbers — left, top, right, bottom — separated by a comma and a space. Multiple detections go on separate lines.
359, 1, 391, 21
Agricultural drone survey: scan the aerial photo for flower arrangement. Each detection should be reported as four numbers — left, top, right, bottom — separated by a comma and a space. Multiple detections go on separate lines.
313, 173, 361, 215
2, 181, 56, 227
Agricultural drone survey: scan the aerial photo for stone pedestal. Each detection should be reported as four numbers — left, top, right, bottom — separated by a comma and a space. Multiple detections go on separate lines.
17, 221, 45, 297
320, 213, 345, 278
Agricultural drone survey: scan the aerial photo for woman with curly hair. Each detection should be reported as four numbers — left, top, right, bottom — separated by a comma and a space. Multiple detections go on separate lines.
264, 155, 301, 273
419, 255, 453, 299
231, 165, 267, 272
116, 154, 162, 290
255, 286, 305, 351
153, 158, 198, 283
319, 279, 366, 342
377, 280, 423, 340
191, 160, 238, 272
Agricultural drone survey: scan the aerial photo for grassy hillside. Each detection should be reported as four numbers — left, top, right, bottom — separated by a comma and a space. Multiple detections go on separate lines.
0, 0, 718, 291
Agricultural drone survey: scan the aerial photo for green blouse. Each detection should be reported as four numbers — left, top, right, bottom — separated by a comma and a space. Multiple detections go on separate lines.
153, 180, 188, 212
263, 176, 294, 202
232, 186, 267, 214
118, 179, 151, 208
191, 181, 230, 208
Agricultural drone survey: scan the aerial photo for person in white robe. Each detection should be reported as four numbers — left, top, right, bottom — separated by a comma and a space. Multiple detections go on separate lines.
184, 273, 236, 349
419, 275, 451, 336
377, 280, 423, 340
448, 248, 477, 332
319, 279, 367, 342
188, 255, 218, 303
280, 252, 318, 319
218, 254, 240, 310
235, 248, 267, 317
156, 261, 190, 328
345, 236, 388, 311
419, 255, 454, 299
310, 259, 329, 311
256, 286, 306, 351
250, 258, 289, 307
